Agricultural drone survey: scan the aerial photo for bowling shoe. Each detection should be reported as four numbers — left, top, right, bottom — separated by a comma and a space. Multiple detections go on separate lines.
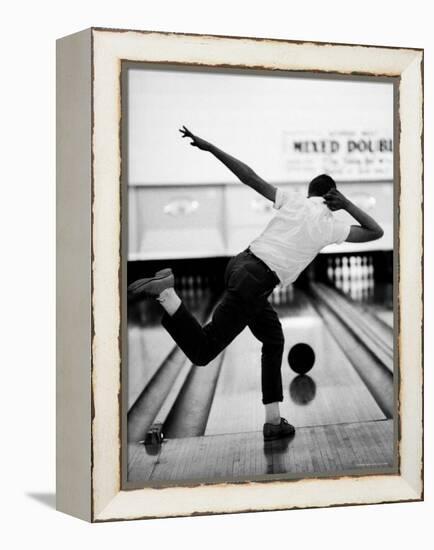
128, 268, 174, 297
263, 417, 296, 441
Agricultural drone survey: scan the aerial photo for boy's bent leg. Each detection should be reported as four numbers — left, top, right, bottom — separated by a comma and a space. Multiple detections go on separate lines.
162, 290, 248, 366
249, 303, 296, 441
248, 301, 284, 405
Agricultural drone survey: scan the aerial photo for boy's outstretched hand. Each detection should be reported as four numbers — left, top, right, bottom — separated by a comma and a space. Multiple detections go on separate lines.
179, 126, 211, 151
323, 189, 350, 211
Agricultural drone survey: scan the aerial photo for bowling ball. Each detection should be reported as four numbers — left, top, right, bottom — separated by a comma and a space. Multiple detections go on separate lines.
287, 343, 315, 374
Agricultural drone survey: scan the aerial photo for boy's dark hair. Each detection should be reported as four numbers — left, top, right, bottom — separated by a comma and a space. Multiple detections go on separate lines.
308, 174, 337, 197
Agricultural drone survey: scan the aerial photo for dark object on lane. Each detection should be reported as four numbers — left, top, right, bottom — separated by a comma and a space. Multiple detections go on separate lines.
288, 343, 315, 374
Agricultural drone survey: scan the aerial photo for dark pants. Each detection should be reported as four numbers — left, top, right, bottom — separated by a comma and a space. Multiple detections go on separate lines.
162, 249, 284, 404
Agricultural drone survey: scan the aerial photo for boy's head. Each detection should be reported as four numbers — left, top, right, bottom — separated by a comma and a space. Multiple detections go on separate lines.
308, 174, 337, 197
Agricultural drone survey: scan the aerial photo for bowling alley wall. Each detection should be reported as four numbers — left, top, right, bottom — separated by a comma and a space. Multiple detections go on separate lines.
126, 65, 394, 409
127, 66, 393, 260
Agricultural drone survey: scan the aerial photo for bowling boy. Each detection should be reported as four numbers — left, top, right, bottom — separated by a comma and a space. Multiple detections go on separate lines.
128, 126, 384, 441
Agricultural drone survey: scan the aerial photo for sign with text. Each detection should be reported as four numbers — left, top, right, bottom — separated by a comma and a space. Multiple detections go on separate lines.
282, 130, 393, 181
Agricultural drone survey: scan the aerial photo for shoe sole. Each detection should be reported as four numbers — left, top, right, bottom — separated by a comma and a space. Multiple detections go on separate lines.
128, 275, 174, 296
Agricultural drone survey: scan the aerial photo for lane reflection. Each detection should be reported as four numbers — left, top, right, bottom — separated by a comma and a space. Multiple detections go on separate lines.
263, 433, 295, 474
289, 375, 316, 405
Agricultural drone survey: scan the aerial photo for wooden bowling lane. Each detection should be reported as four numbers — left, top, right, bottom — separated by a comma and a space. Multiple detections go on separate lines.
369, 282, 394, 330
311, 290, 394, 417
127, 288, 216, 443
311, 283, 393, 373
128, 288, 215, 410
204, 327, 266, 436
127, 346, 188, 443
374, 310, 393, 329
163, 352, 226, 438
128, 419, 394, 482
204, 288, 386, 436
128, 325, 176, 409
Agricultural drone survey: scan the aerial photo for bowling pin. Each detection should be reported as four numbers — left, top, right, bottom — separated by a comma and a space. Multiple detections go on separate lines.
368, 256, 374, 277
367, 256, 375, 298
327, 258, 334, 281
357, 258, 363, 300
335, 257, 342, 289
348, 256, 357, 299
275, 285, 281, 305
350, 257, 359, 300
361, 257, 369, 300
187, 276, 194, 299
341, 257, 350, 293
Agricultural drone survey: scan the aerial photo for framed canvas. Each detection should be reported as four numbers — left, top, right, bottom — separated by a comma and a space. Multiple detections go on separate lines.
56, 27, 423, 522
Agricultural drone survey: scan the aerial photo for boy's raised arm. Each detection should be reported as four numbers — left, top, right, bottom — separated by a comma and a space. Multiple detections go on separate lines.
324, 189, 384, 243
179, 126, 277, 202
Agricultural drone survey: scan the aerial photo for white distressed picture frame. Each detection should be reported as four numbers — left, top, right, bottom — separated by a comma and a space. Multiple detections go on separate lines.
56, 27, 423, 522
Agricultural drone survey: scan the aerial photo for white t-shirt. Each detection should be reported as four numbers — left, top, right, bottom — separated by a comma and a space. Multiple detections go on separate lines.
249, 188, 351, 286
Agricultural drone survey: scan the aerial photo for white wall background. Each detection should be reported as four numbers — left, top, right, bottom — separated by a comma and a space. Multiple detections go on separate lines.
128, 68, 393, 184
1, 1, 432, 549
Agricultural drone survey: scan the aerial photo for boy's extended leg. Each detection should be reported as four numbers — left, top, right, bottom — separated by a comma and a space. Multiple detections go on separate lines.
159, 250, 275, 367
248, 300, 295, 440
161, 289, 249, 367
128, 257, 256, 367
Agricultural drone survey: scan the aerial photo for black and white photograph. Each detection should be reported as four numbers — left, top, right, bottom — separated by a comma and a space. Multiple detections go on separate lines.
124, 64, 396, 485
2, 0, 429, 540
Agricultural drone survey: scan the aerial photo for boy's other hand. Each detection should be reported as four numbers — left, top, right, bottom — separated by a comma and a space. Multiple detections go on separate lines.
179, 126, 211, 151
324, 189, 350, 211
